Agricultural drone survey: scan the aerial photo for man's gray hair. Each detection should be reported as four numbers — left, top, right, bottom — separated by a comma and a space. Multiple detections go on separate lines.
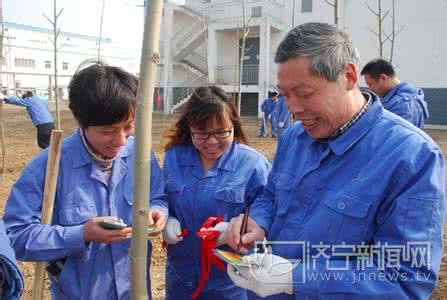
275, 22, 360, 82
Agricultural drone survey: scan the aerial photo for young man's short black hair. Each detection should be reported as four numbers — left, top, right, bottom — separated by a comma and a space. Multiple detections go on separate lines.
68, 60, 138, 128
22, 91, 33, 99
361, 58, 396, 80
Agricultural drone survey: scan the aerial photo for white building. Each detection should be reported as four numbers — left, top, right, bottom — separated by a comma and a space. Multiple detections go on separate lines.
4, 0, 446, 124
160, 0, 447, 124
1, 21, 140, 100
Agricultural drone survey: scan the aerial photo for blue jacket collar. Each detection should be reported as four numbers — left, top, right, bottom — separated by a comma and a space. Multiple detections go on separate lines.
382, 82, 408, 104
71, 129, 131, 169
328, 92, 383, 156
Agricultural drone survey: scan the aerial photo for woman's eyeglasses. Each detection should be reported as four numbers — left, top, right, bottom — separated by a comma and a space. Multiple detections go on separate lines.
191, 128, 233, 140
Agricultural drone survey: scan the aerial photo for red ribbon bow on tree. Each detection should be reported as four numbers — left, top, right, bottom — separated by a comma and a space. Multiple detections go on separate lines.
192, 216, 225, 299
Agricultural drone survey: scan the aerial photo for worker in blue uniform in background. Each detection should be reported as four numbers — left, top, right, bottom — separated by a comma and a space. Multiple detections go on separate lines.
225, 22, 445, 299
361, 58, 429, 128
162, 86, 270, 300
0, 220, 23, 300
4, 91, 55, 149
259, 91, 278, 137
3, 61, 168, 300
273, 94, 292, 137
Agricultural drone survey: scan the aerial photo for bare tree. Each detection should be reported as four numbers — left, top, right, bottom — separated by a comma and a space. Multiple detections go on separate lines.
389, 0, 405, 63
235, 0, 253, 115
324, 0, 339, 26
43, 0, 63, 130
201, 3, 210, 83
0, 0, 5, 181
365, 0, 391, 59
292, 0, 296, 27
98, 0, 106, 61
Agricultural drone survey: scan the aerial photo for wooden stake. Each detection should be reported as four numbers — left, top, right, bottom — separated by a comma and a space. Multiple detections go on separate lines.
31, 129, 63, 300
0, 99, 5, 180
130, 1, 164, 299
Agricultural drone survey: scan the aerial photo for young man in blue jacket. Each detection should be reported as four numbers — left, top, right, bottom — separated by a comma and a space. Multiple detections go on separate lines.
3, 62, 168, 299
4, 91, 55, 148
0, 220, 23, 300
361, 58, 429, 128
225, 23, 444, 299
273, 94, 292, 137
259, 92, 278, 137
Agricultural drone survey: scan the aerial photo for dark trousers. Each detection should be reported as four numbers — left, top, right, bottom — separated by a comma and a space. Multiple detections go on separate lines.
36, 122, 55, 149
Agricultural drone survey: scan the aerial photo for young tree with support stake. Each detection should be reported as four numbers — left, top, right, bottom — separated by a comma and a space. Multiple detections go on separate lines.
130, 0, 166, 298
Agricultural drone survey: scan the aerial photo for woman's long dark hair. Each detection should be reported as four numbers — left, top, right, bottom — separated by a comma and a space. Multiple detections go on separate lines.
163, 86, 248, 150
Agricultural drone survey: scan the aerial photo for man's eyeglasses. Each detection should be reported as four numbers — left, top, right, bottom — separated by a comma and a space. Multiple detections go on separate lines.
191, 128, 233, 140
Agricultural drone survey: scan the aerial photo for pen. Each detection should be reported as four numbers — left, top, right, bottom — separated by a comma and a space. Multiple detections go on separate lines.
237, 205, 250, 251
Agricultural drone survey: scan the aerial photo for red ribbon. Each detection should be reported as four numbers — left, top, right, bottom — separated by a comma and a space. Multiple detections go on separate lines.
191, 216, 225, 299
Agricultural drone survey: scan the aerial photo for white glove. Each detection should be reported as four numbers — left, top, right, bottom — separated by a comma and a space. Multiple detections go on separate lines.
267, 114, 272, 120
278, 122, 284, 128
227, 253, 297, 297
213, 222, 228, 246
162, 216, 183, 245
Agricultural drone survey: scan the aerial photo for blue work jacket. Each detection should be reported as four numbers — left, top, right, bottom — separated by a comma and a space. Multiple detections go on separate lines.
261, 98, 277, 116
249, 93, 445, 299
3, 130, 167, 300
164, 142, 270, 297
381, 82, 429, 129
0, 220, 24, 300
5, 96, 54, 126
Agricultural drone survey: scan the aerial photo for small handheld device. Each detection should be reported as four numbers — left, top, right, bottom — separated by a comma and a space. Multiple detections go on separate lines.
98, 217, 128, 230
214, 249, 259, 268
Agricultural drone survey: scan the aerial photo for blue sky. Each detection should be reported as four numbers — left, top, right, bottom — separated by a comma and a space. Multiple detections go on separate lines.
4, 0, 184, 49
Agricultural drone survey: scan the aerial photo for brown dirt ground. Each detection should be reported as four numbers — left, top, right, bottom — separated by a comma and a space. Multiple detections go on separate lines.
0, 103, 446, 299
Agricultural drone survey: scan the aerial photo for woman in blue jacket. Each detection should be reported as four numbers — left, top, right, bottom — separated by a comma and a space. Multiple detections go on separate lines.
162, 86, 271, 300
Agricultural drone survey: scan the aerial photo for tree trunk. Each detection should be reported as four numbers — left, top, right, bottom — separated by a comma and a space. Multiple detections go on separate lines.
53, 0, 60, 129
130, 0, 164, 299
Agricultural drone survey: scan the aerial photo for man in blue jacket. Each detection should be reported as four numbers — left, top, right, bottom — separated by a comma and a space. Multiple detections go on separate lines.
4, 91, 55, 148
259, 92, 278, 137
4, 62, 168, 299
0, 220, 23, 300
361, 58, 429, 128
273, 94, 292, 137
225, 23, 444, 299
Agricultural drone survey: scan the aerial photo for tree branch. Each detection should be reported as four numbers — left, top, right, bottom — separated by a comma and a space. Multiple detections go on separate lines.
368, 27, 380, 38
380, 9, 390, 22
394, 24, 406, 37
324, 0, 335, 7
43, 13, 54, 25
365, 1, 379, 17
56, 8, 64, 19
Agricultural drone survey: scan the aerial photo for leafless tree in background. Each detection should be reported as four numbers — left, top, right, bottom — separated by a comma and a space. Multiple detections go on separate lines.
43, 0, 63, 129
325, 0, 339, 26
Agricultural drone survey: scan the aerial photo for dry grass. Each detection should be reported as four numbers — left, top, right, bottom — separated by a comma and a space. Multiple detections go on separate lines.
0, 103, 445, 299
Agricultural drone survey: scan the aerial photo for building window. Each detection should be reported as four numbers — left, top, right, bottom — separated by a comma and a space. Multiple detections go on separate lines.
14, 58, 36, 68
62, 62, 68, 70
302, 0, 313, 12
252, 6, 262, 18
45, 60, 51, 69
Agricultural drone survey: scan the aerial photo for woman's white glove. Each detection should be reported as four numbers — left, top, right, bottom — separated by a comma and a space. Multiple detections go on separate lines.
227, 253, 297, 297
213, 222, 228, 246
162, 216, 183, 245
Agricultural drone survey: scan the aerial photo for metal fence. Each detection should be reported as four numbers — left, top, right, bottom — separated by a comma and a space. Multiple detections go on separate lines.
216, 64, 259, 85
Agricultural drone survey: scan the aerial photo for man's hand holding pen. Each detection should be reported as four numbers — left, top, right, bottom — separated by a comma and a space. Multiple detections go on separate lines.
225, 213, 266, 253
